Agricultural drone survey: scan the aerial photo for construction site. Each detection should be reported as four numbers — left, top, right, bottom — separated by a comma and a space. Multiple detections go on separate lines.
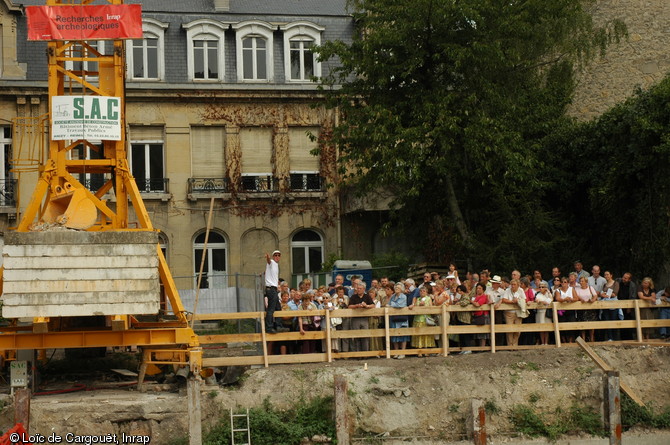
0, 1, 670, 444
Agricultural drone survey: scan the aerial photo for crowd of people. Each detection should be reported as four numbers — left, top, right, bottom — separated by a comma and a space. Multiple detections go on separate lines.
265, 259, 670, 357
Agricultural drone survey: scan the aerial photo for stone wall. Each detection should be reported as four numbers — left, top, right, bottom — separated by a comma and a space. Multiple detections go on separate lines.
569, 0, 670, 120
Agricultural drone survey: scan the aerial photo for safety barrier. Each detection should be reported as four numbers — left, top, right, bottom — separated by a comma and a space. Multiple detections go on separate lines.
193, 300, 670, 368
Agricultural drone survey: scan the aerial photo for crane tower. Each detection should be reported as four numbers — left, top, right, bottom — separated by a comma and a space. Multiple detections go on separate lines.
0, 0, 201, 382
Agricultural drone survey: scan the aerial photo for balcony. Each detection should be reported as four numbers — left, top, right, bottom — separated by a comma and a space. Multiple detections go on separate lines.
0, 178, 17, 209
240, 175, 279, 193
289, 173, 325, 192
187, 177, 230, 201
135, 178, 171, 201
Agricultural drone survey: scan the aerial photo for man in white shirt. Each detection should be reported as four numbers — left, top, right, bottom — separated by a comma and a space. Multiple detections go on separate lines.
588, 265, 606, 293
264, 250, 284, 333
486, 275, 504, 304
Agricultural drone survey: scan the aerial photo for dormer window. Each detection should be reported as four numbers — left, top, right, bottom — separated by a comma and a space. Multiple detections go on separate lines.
183, 20, 227, 81
234, 21, 274, 82
281, 22, 324, 82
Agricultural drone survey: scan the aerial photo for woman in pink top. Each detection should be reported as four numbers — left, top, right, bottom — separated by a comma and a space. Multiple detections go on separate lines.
573, 276, 597, 342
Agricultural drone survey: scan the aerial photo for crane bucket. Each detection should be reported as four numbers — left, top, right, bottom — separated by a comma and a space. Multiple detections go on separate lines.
43, 186, 97, 229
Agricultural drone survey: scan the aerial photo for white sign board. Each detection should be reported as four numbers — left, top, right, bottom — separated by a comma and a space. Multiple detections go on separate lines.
10, 360, 28, 387
51, 95, 121, 140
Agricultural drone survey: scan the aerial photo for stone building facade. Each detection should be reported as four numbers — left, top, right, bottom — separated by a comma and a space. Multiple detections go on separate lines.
0, 0, 668, 288
569, 0, 670, 119
0, 0, 352, 293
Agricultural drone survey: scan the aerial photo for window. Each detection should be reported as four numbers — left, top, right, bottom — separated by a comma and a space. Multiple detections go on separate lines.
191, 126, 226, 177
0, 126, 14, 206
126, 19, 168, 80
281, 22, 324, 82
158, 232, 169, 262
291, 230, 324, 274
289, 127, 322, 191
69, 141, 107, 192
183, 20, 226, 81
240, 127, 276, 192
233, 21, 274, 82
129, 126, 165, 193
193, 231, 227, 289
190, 126, 227, 193
65, 40, 103, 86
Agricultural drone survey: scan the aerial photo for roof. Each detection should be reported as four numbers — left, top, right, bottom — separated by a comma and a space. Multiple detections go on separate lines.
16, 0, 350, 17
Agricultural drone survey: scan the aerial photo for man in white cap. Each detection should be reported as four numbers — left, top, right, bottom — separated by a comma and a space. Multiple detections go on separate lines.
486, 275, 504, 304
264, 250, 284, 333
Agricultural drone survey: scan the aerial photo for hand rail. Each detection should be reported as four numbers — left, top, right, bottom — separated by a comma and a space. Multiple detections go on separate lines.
194, 300, 670, 368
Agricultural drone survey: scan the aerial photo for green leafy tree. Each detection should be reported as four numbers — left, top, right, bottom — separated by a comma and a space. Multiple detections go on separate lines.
543, 77, 670, 280
317, 0, 624, 270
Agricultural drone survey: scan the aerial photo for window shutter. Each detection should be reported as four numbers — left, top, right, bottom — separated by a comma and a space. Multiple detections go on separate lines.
240, 127, 272, 174
289, 127, 319, 172
191, 126, 225, 177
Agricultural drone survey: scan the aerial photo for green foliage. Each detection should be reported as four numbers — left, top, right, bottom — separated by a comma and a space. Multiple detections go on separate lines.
542, 76, 670, 279
512, 361, 540, 371
621, 394, 670, 429
449, 403, 460, 413
511, 402, 606, 441
528, 392, 541, 404
317, 0, 625, 271
204, 396, 336, 445
484, 399, 501, 415
510, 373, 520, 385
511, 404, 554, 439
320, 252, 341, 273
370, 251, 411, 281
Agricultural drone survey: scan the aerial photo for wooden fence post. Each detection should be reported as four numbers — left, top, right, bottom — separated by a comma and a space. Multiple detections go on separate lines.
442, 304, 449, 357
634, 300, 643, 342
384, 307, 391, 359
260, 313, 269, 367
490, 306, 496, 353
326, 309, 332, 363
14, 388, 30, 431
552, 302, 561, 348
334, 374, 350, 445
188, 376, 202, 445
467, 399, 487, 445
603, 370, 622, 445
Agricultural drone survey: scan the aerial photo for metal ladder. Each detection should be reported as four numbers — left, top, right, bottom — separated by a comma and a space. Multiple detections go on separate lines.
230, 408, 251, 445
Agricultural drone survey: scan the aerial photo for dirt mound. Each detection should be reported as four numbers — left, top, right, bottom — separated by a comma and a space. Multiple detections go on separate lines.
2, 345, 669, 443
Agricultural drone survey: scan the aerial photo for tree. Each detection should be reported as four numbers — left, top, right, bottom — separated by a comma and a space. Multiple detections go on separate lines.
542, 78, 670, 281
317, 0, 625, 271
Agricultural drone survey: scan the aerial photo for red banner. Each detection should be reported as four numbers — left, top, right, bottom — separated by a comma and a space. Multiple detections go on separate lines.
26, 4, 143, 41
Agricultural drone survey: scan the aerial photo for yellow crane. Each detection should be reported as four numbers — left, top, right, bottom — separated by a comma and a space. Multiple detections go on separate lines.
0, 0, 201, 384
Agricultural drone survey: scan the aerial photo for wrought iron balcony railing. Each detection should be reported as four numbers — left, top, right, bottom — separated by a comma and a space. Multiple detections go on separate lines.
0, 178, 17, 207
240, 175, 279, 193
188, 177, 229, 194
135, 178, 169, 193
289, 173, 325, 192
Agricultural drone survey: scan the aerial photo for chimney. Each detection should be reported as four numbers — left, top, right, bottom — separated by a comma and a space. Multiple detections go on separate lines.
214, 0, 230, 12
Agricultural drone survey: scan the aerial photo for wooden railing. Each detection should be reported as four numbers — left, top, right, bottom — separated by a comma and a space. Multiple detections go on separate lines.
192, 300, 670, 368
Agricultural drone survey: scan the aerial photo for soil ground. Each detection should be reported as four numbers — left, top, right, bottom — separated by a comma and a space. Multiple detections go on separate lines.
1, 344, 670, 443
